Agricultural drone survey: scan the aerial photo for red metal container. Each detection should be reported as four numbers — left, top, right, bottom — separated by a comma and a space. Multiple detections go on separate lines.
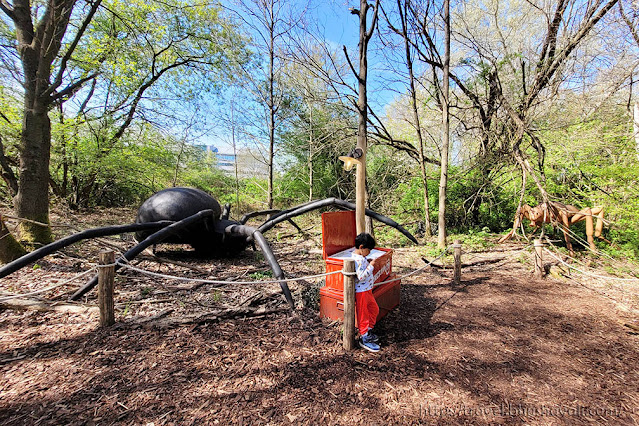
319, 274, 401, 321
318, 210, 401, 321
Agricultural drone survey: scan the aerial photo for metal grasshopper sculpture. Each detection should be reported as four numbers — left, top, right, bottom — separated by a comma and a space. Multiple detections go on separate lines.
499, 200, 606, 254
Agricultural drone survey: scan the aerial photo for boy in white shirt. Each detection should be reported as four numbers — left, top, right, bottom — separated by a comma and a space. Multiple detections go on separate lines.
352, 233, 381, 352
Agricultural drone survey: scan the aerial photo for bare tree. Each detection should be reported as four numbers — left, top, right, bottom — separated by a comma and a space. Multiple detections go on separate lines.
224, 0, 306, 209
381, 0, 435, 237
437, 0, 450, 248
343, 0, 380, 235
618, 0, 639, 159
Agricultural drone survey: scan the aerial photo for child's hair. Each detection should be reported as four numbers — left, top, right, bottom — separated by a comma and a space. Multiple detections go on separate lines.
355, 232, 376, 250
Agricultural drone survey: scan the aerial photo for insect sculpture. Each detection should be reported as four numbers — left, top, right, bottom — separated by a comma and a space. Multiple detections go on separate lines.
0, 187, 418, 307
498, 201, 606, 254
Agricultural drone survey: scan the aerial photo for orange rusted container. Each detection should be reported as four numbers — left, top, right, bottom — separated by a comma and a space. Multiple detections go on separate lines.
318, 210, 401, 321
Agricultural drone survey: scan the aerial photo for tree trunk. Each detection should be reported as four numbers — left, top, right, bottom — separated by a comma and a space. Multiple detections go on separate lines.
356, 0, 369, 235
15, 103, 53, 244
398, 0, 432, 237
0, 216, 27, 263
0, 136, 19, 196
267, 1, 276, 210
231, 99, 240, 209
634, 103, 639, 162
308, 103, 313, 202
437, 0, 450, 249
7, 0, 77, 245
58, 103, 68, 197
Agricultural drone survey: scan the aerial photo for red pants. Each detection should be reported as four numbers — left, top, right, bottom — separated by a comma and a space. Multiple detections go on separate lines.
356, 290, 379, 336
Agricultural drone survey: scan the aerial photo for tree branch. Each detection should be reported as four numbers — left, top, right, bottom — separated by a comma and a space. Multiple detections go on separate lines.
50, 72, 99, 102
526, 0, 619, 110
619, 1, 639, 48
0, 0, 15, 20
342, 45, 360, 83
108, 59, 190, 145
365, 0, 381, 41
0, 110, 11, 124
45, 0, 103, 97
0, 136, 19, 196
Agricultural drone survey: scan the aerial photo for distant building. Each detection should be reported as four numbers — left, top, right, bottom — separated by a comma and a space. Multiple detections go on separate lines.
216, 152, 236, 172
194, 144, 267, 178
193, 144, 218, 154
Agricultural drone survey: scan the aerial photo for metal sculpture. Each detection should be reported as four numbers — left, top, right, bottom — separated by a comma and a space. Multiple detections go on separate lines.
0, 187, 417, 308
498, 201, 606, 253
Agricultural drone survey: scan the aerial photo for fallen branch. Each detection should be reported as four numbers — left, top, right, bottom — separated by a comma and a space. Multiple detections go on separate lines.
0, 354, 27, 364
148, 306, 288, 328
132, 308, 174, 324
421, 256, 506, 269
115, 298, 174, 306
139, 252, 211, 274
0, 297, 98, 314
622, 322, 639, 334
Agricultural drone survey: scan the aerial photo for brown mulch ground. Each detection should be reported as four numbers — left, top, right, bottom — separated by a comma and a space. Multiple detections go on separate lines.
1, 210, 638, 425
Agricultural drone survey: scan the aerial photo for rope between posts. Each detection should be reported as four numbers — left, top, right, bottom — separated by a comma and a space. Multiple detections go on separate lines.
543, 247, 639, 282
115, 245, 456, 286
0, 214, 75, 228
114, 245, 455, 287
0, 244, 458, 302
96, 262, 118, 268
373, 245, 453, 287
116, 261, 342, 285
0, 267, 98, 302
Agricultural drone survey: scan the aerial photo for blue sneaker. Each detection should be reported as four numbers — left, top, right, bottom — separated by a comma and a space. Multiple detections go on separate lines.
359, 334, 381, 352
367, 332, 379, 343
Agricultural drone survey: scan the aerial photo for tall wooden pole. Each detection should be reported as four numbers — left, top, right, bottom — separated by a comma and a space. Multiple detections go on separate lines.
355, 0, 369, 235
354, 0, 379, 235
342, 259, 356, 350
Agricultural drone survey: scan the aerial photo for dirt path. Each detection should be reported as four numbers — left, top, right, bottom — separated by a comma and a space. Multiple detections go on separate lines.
1, 230, 638, 425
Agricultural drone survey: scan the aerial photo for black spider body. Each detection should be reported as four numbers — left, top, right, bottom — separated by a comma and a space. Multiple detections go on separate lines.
135, 187, 246, 256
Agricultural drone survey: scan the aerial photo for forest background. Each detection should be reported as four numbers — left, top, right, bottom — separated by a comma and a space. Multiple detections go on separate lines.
1, 0, 638, 259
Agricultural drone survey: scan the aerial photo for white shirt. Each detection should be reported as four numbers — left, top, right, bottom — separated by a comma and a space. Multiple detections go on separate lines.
352, 252, 374, 293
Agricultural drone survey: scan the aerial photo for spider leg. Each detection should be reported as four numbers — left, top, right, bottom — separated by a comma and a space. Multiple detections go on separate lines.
240, 209, 280, 224
239, 209, 303, 234
256, 198, 418, 244
70, 210, 217, 301
225, 224, 294, 308
221, 203, 231, 220
0, 221, 173, 280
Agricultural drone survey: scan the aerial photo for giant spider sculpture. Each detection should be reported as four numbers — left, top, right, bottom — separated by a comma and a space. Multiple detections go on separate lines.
0, 187, 417, 308
498, 200, 606, 254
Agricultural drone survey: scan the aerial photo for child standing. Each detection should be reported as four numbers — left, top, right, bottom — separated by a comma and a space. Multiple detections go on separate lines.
352, 232, 381, 352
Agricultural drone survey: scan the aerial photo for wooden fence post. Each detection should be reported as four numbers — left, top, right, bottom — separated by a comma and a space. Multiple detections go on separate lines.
453, 240, 462, 285
534, 239, 544, 278
342, 259, 356, 350
98, 250, 116, 327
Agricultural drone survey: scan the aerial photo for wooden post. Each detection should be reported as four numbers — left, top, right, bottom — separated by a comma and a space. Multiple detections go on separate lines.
98, 250, 116, 327
342, 259, 356, 350
534, 239, 544, 278
453, 240, 462, 285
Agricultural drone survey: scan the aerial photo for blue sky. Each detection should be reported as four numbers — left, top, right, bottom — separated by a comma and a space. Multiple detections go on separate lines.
208, 0, 403, 153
